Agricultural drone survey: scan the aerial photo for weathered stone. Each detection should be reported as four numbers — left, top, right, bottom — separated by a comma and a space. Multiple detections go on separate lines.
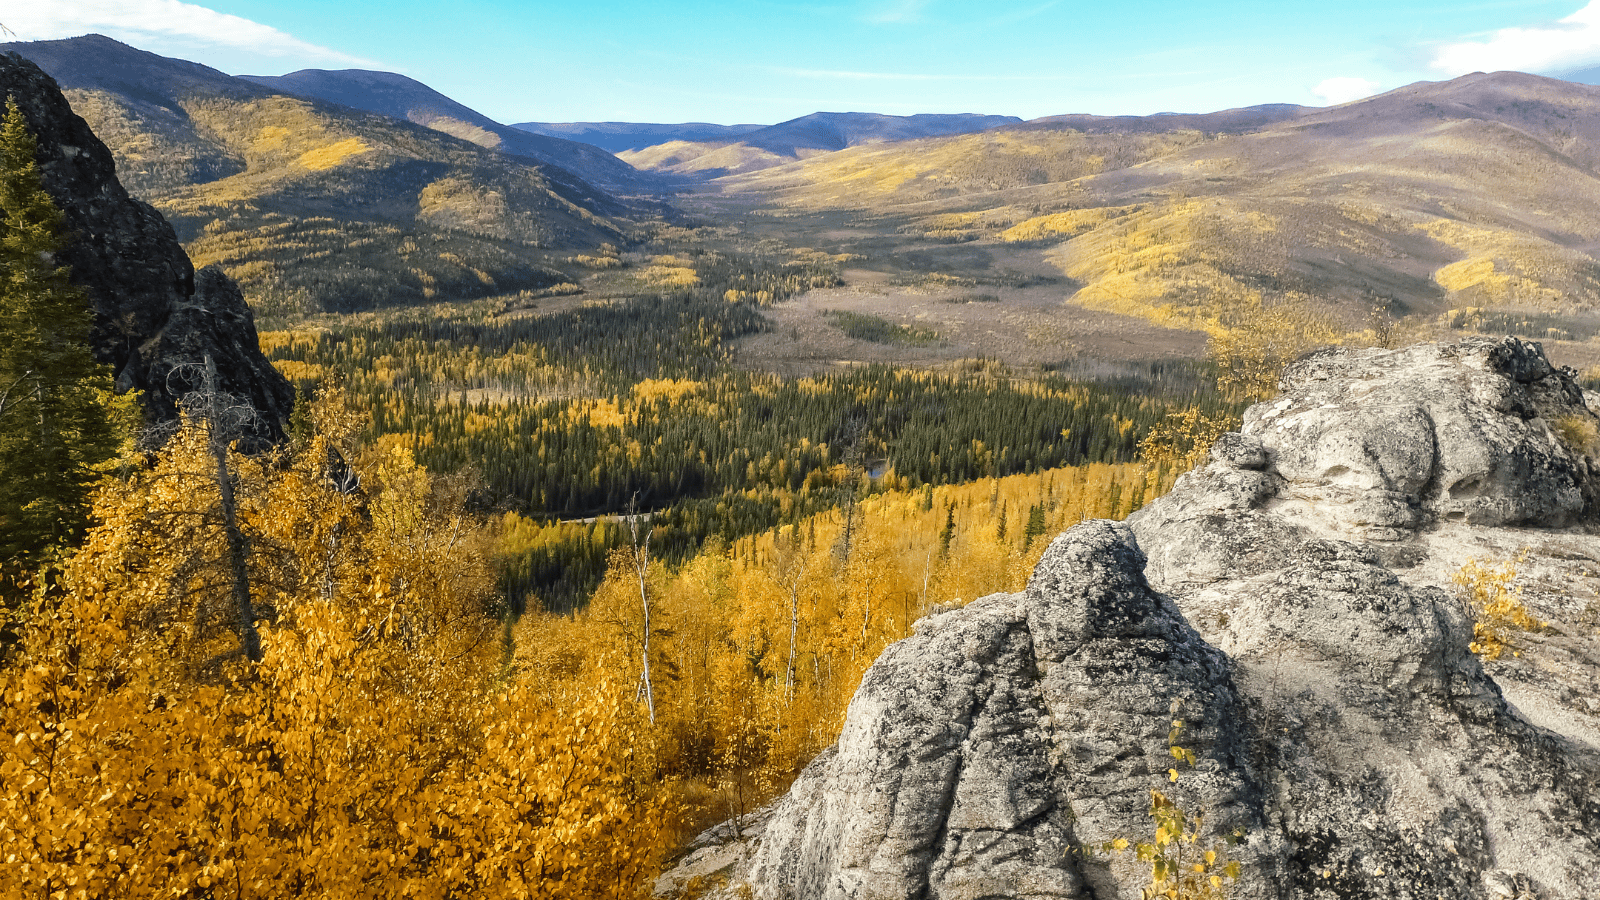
1244, 338, 1595, 533
1, 52, 290, 442
744, 522, 1276, 900
671, 338, 1600, 900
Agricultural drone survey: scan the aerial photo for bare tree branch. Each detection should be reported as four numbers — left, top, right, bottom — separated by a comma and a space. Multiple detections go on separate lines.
0, 370, 34, 423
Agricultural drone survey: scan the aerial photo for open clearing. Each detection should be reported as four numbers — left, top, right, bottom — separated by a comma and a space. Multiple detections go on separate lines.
733, 267, 1209, 377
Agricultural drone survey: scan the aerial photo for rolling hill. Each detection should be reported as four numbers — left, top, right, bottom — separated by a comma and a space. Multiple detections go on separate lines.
4, 34, 639, 319
1014, 103, 1311, 135
619, 111, 1022, 178
713, 73, 1600, 363
513, 121, 767, 153
241, 68, 656, 194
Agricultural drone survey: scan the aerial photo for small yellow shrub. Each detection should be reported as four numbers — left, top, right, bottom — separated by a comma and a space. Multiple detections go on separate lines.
1554, 414, 1599, 456
1453, 556, 1542, 660
1138, 408, 1238, 474
1097, 719, 1243, 900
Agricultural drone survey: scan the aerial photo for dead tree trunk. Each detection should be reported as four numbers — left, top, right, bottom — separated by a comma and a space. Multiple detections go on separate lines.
198, 355, 261, 662
627, 496, 655, 725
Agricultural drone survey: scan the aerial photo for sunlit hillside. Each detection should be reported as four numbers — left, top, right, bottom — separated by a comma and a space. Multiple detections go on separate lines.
719, 129, 1212, 207
239, 68, 655, 194
620, 111, 1021, 178
5, 35, 639, 320
620, 139, 793, 178
708, 72, 1600, 369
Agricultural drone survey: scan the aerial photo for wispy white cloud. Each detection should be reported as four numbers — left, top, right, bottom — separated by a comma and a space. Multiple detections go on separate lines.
1313, 76, 1382, 105
984, 1, 1060, 28
866, 0, 931, 24
774, 66, 1074, 82
1431, 1, 1600, 75
5, 0, 376, 67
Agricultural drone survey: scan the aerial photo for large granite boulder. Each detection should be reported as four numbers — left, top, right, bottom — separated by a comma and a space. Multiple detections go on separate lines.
670, 337, 1600, 900
745, 521, 1277, 900
1240, 338, 1595, 536
1, 52, 291, 443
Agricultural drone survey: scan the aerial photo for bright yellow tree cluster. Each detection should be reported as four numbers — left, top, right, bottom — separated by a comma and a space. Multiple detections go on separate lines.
510, 461, 1172, 832
1, 393, 671, 900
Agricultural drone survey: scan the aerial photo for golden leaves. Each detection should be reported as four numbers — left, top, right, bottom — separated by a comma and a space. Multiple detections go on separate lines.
295, 137, 371, 171
1, 405, 667, 899
1454, 554, 1542, 661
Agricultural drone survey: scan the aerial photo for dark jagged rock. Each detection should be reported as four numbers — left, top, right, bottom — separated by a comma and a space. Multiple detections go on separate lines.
668, 338, 1600, 900
1, 51, 290, 443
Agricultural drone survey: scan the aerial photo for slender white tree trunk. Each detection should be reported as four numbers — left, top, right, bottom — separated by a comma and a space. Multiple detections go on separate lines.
629, 501, 655, 725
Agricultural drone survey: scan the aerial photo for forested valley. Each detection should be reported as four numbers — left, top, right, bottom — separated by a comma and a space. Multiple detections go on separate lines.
0, 61, 1311, 899
14, 20, 1600, 897
256, 230, 1241, 613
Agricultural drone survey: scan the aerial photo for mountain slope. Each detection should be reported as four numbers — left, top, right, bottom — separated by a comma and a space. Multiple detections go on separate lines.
717, 72, 1600, 353
620, 111, 1022, 178
719, 127, 1215, 206
1039, 71, 1600, 325
716, 102, 1315, 206
738, 112, 1024, 156
241, 68, 656, 193
4, 35, 634, 318
1016, 102, 1310, 135
513, 121, 766, 153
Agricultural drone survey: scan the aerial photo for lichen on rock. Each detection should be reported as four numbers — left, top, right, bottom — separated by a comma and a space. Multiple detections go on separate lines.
673, 337, 1600, 900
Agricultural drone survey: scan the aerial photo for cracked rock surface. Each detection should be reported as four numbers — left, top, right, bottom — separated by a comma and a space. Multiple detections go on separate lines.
668, 337, 1600, 900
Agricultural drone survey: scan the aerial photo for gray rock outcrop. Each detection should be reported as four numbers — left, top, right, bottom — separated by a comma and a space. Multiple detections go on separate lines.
670, 337, 1600, 900
1, 52, 291, 442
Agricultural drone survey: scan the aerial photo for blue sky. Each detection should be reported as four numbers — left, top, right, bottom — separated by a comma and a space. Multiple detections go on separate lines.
10, 1, 1600, 124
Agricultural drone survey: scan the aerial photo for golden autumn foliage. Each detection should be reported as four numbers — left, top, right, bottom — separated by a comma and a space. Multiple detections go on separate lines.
295, 137, 371, 171
511, 461, 1173, 831
1137, 408, 1238, 475
2, 377, 1189, 896
1453, 555, 1542, 660
0, 395, 672, 899
1206, 293, 1344, 402
1097, 719, 1243, 900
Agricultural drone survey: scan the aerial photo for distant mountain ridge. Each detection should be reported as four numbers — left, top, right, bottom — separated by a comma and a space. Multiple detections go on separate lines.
736, 112, 1023, 156
239, 68, 654, 193
1016, 102, 1311, 134
619, 110, 1023, 178
719, 69, 1600, 361
514, 121, 767, 153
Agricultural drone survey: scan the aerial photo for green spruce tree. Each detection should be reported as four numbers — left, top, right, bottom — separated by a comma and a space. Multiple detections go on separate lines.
0, 96, 120, 575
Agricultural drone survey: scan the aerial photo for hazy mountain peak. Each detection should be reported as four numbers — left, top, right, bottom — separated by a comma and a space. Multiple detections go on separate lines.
514, 121, 769, 153
236, 66, 655, 192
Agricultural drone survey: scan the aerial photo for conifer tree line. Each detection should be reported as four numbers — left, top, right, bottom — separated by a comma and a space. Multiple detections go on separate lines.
266, 293, 1238, 609
0, 96, 122, 598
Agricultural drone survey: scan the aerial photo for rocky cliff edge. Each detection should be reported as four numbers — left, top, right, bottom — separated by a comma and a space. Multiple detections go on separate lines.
665, 337, 1600, 900
2, 52, 291, 442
